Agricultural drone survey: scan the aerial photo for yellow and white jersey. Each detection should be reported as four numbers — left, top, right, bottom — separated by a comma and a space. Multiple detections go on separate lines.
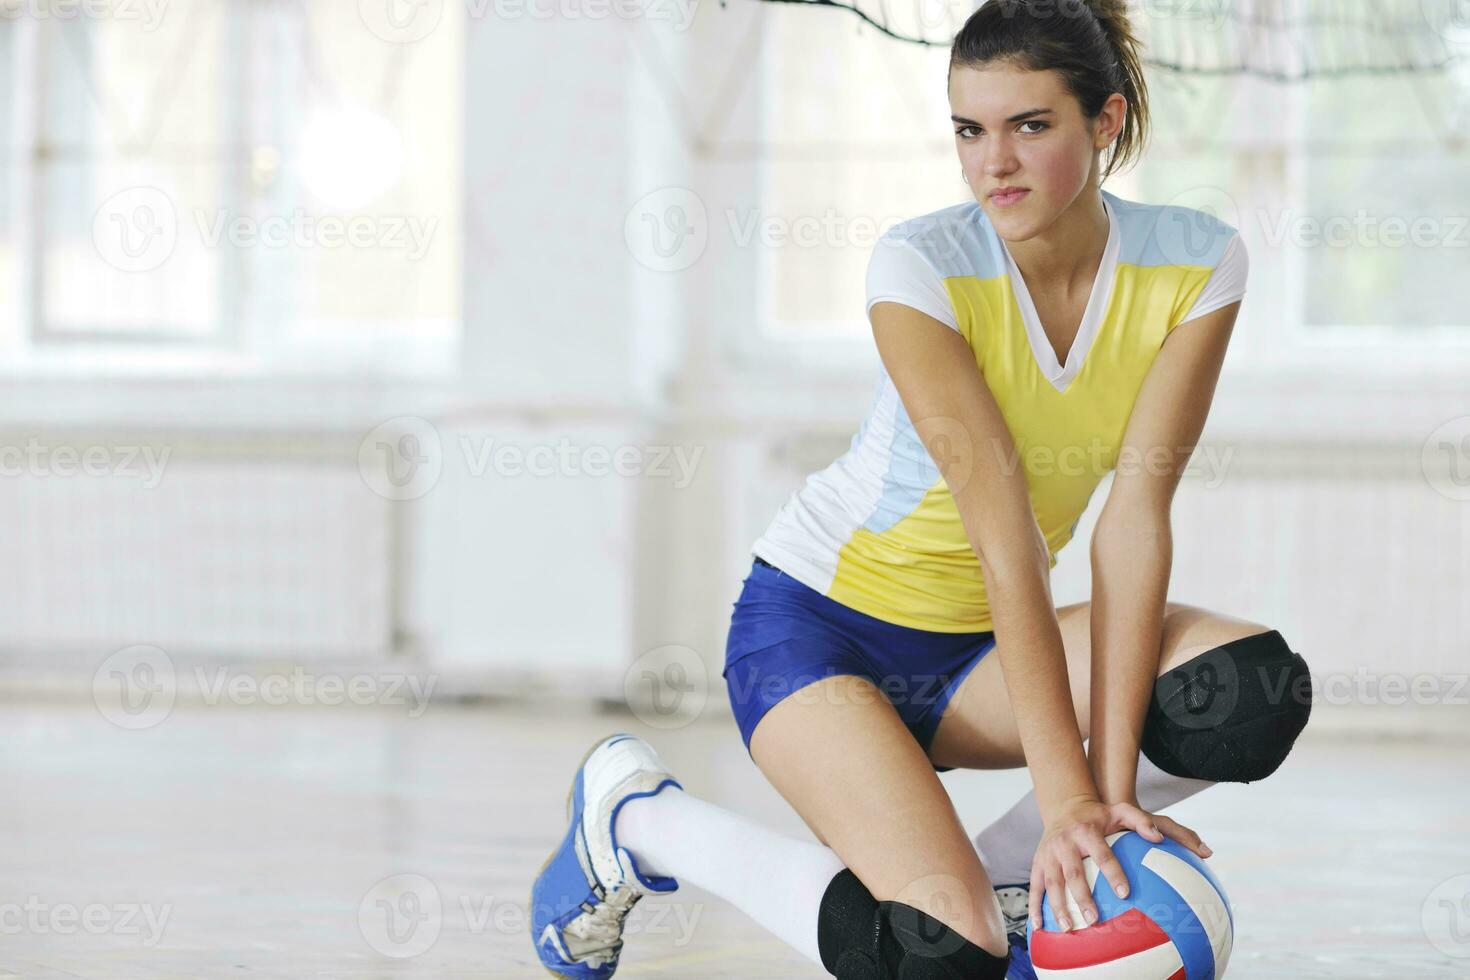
751, 189, 1248, 632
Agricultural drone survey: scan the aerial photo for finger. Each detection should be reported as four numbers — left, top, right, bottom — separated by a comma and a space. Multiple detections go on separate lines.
1156, 814, 1213, 857
1129, 809, 1165, 843
1045, 865, 1070, 931
1082, 829, 1130, 900
1061, 852, 1096, 927
1028, 860, 1044, 930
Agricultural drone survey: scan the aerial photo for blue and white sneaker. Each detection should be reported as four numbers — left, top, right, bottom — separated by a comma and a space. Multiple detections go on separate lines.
995, 883, 1037, 980
530, 733, 683, 979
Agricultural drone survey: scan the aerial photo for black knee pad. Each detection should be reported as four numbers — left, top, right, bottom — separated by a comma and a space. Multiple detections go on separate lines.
817, 869, 1009, 979
818, 869, 879, 977
1141, 629, 1312, 783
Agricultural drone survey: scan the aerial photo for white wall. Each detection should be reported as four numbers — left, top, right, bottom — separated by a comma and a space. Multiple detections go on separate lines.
2, 5, 1466, 738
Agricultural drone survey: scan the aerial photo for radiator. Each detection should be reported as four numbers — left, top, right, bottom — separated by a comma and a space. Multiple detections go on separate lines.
0, 433, 394, 659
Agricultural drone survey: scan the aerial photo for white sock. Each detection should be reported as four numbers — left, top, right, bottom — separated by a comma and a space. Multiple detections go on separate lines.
971, 752, 1215, 886
614, 786, 846, 970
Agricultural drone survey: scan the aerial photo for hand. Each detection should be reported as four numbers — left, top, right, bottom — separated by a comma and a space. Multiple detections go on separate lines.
1029, 797, 1214, 932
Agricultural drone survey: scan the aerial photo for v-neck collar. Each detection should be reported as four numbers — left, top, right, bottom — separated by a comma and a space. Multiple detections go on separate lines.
997, 193, 1120, 394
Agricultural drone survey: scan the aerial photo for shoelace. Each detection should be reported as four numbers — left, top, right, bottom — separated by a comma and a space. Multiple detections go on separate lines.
564, 882, 642, 968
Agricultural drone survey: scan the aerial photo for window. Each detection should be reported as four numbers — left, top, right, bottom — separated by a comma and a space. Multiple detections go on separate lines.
1298, 71, 1470, 332
3, 0, 462, 374
755, 4, 963, 349
749, 2, 1470, 364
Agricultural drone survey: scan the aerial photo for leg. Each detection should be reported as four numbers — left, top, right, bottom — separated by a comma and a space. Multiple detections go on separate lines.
688, 556, 1007, 976
750, 673, 1011, 959
614, 783, 848, 967
927, 601, 1288, 769
927, 602, 1311, 885
613, 673, 1011, 978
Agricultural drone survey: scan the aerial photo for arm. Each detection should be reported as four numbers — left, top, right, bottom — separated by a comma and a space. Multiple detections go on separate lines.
1087, 300, 1242, 805
869, 301, 1095, 820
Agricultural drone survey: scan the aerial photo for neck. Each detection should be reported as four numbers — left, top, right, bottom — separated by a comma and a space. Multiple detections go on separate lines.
1004, 188, 1110, 290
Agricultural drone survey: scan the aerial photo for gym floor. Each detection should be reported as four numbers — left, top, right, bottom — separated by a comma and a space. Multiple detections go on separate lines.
2, 700, 1465, 979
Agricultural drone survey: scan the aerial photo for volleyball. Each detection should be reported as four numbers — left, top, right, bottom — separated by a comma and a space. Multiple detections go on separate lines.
1027, 830, 1233, 980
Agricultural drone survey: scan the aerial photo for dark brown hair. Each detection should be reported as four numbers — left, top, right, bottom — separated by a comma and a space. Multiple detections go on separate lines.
949, 0, 1151, 181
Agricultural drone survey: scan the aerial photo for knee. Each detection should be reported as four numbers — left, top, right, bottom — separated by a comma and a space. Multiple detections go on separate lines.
817, 869, 1009, 979
1141, 629, 1312, 784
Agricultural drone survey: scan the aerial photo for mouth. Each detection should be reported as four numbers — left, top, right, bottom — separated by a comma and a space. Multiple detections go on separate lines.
989, 188, 1030, 207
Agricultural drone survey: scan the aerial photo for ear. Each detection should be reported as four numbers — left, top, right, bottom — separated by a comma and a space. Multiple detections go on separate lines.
1096, 92, 1128, 150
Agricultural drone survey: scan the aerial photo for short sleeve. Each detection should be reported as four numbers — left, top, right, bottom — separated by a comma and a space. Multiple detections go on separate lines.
865, 233, 961, 333
1178, 232, 1249, 325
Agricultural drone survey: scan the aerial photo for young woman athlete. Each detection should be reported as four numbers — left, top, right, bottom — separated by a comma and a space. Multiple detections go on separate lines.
532, 1, 1313, 977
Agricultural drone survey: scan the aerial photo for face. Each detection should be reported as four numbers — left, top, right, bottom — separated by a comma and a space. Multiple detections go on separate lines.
949, 62, 1124, 240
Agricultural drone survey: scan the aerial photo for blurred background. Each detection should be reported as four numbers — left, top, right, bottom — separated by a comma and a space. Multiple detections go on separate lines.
1, 0, 1468, 975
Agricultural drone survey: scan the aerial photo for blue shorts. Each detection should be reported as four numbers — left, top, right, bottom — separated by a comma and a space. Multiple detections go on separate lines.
722, 556, 997, 774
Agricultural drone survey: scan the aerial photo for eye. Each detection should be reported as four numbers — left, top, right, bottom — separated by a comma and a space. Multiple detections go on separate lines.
1020, 121, 1049, 134
956, 125, 982, 139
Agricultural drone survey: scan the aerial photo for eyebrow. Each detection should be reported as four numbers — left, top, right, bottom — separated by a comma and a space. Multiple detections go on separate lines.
951, 108, 1054, 126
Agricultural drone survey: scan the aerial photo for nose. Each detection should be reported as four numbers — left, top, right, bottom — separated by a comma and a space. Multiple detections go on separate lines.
983, 133, 1019, 179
